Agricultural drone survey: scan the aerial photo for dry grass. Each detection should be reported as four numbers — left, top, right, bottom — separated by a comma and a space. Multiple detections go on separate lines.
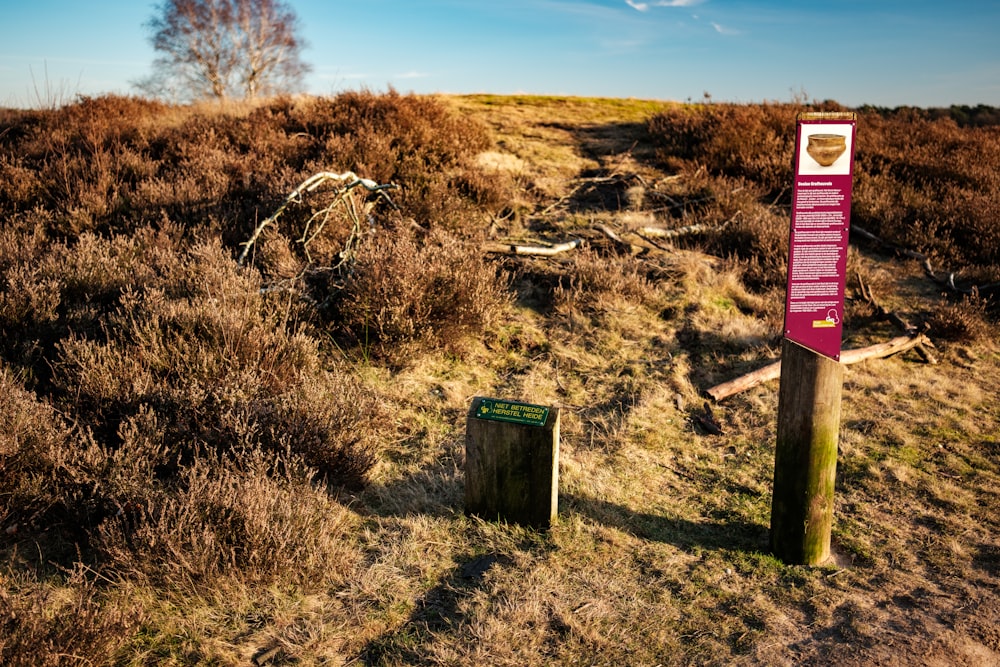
1, 92, 998, 665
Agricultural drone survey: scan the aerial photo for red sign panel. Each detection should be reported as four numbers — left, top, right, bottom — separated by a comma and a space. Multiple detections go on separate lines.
783, 114, 857, 361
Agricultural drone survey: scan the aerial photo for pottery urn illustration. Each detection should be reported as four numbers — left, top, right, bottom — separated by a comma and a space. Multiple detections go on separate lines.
806, 133, 847, 167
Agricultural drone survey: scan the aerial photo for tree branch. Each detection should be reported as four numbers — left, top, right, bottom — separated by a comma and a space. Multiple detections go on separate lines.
705, 333, 935, 402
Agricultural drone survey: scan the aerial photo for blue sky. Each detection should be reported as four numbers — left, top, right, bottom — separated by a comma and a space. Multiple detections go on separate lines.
2, 0, 998, 108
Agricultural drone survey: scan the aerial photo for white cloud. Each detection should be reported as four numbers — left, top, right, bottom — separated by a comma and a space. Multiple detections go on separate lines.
625, 0, 703, 10
395, 71, 429, 80
710, 21, 740, 35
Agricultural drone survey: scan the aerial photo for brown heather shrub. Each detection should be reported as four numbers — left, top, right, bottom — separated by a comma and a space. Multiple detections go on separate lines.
96, 447, 358, 588
0, 564, 140, 667
0, 363, 134, 568
648, 103, 808, 198
332, 226, 512, 361
292, 90, 510, 229
50, 237, 378, 488
0, 88, 433, 562
0, 366, 97, 554
1, 358, 359, 587
853, 110, 1000, 274
0, 91, 513, 247
672, 181, 791, 292
646, 102, 1000, 302
0, 96, 170, 237
552, 246, 660, 313
925, 292, 991, 343
0, 225, 184, 387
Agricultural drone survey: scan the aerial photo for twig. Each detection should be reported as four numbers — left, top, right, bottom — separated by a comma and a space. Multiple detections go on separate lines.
855, 271, 917, 334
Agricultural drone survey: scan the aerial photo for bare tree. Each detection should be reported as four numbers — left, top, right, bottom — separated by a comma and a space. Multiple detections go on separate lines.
138, 0, 311, 101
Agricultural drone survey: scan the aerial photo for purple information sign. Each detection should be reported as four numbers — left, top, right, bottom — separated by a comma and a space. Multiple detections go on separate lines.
783, 114, 857, 361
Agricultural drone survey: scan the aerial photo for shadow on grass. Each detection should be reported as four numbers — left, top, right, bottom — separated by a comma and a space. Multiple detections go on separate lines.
357, 549, 516, 666
356, 489, 771, 664
354, 439, 770, 663
561, 493, 771, 553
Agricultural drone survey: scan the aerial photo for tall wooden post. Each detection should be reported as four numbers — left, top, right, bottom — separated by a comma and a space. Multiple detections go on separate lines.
771, 112, 856, 566
770, 339, 843, 565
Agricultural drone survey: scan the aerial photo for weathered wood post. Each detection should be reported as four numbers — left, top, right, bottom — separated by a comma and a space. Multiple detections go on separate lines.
770, 112, 857, 565
770, 338, 844, 564
465, 396, 559, 529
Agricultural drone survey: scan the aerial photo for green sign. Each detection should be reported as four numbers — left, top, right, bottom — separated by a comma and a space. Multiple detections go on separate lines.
475, 398, 550, 427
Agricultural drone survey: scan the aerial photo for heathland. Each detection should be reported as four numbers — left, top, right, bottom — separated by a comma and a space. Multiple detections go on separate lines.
1, 92, 998, 665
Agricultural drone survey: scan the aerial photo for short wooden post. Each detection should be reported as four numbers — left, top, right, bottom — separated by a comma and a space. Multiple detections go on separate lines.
770, 339, 844, 565
465, 397, 559, 529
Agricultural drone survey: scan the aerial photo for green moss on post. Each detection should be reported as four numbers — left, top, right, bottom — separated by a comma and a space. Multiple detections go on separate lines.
770, 339, 844, 565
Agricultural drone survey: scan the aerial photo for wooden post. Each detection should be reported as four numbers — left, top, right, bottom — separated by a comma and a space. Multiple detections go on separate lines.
465, 397, 559, 529
771, 112, 856, 566
770, 339, 843, 565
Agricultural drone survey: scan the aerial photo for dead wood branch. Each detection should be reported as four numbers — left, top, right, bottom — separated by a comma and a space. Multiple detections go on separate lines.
705, 333, 935, 402
487, 239, 583, 256
237, 171, 397, 266
593, 224, 635, 254
691, 401, 724, 435
838, 333, 934, 365
639, 223, 712, 239
855, 272, 939, 364
855, 271, 918, 334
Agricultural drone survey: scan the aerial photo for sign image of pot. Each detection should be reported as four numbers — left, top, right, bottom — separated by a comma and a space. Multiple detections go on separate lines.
806, 133, 847, 167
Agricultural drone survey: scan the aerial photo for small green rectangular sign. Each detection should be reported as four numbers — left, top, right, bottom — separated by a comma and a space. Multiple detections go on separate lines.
475, 398, 549, 427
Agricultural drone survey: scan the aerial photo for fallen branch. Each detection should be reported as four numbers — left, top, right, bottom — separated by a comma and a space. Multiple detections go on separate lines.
839, 333, 934, 365
705, 333, 935, 402
855, 272, 939, 364
487, 239, 583, 256
639, 223, 712, 239
593, 224, 635, 254
640, 212, 739, 243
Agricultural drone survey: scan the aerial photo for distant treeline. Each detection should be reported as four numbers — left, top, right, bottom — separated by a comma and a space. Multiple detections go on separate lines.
857, 104, 1000, 127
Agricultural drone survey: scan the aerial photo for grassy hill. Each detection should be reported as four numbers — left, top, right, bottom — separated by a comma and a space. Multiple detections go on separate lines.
1, 92, 998, 665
